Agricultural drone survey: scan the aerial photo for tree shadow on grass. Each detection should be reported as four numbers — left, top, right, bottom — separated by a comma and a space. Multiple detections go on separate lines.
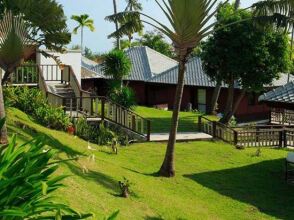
184, 159, 294, 220
63, 161, 120, 194
122, 166, 160, 177
8, 123, 84, 158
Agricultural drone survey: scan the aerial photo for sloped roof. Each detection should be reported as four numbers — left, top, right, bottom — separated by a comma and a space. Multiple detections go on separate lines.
81, 46, 292, 89
82, 46, 178, 81
149, 57, 217, 87
259, 81, 294, 104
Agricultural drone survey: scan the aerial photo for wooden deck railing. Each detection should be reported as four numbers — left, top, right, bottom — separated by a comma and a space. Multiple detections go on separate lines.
9, 65, 39, 84
270, 108, 294, 125
60, 96, 151, 141
8, 64, 151, 141
199, 116, 294, 148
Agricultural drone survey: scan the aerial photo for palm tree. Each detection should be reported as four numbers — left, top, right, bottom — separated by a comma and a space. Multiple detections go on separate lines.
0, 0, 70, 144
253, 0, 294, 82
0, 11, 34, 144
112, 0, 120, 49
107, 0, 144, 47
71, 14, 95, 54
107, 0, 229, 177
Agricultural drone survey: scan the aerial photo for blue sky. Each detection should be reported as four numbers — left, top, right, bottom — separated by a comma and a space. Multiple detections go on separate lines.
57, 0, 258, 53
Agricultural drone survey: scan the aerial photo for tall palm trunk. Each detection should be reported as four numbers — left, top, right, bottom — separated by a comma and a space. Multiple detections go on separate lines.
113, 0, 121, 50
209, 81, 221, 115
159, 52, 189, 177
81, 26, 84, 54
0, 72, 8, 144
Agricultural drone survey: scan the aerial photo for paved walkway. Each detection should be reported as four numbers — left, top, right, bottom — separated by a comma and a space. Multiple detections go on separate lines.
150, 132, 212, 142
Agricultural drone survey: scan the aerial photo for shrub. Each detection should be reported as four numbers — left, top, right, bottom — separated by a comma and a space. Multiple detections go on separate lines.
4, 87, 70, 130
75, 118, 120, 146
34, 105, 71, 130
0, 119, 92, 219
108, 86, 136, 109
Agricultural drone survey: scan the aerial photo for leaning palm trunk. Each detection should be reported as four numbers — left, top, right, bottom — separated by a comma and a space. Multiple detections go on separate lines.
209, 81, 222, 115
159, 54, 189, 177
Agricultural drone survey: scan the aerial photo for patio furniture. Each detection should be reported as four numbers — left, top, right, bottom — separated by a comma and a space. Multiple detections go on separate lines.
286, 152, 294, 181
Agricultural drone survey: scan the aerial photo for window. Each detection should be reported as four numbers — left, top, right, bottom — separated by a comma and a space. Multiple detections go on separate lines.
198, 89, 206, 113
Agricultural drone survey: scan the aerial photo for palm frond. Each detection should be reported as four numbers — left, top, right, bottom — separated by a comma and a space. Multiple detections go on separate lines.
253, 0, 294, 28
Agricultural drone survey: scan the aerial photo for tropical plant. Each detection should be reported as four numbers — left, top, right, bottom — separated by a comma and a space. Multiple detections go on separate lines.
102, 50, 132, 87
0, 0, 71, 143
253, 0, 294, 80
0, 118, 92, 219
107, 0, 232, 177
106, 0, 144, 48
108, 86, 137, 109
4, 87, 71, 130
201, 3, 291, 124
75, 117, 117, 146
206, 0, 241, 115
71, 14, 95, 54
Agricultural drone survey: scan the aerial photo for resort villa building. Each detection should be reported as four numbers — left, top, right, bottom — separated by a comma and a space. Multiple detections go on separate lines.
81, 46, 293, 122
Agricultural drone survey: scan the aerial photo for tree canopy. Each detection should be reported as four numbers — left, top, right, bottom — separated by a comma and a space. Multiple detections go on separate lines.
201, 3, 291, 93
0, 0, 70, 53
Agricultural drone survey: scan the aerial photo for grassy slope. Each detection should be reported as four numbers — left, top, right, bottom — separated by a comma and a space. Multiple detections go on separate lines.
7, 108, 294, 220
135, 106, 217, 133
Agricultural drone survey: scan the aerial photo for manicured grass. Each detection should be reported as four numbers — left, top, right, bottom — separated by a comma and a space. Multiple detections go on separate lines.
135, 106, 217, 133
7, 107, 294, 220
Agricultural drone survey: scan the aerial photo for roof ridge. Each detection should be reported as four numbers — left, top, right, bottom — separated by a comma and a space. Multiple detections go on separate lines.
144, 46, 178, 64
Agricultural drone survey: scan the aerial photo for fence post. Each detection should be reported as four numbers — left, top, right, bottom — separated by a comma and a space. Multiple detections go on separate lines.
101, 98, 105, 121
212, 121, 217, 138
284, 129, 287, 148
234, 130, 238, 146
198, 116, 202, 132
147, 120, 151, 141
279, 130, 283, 148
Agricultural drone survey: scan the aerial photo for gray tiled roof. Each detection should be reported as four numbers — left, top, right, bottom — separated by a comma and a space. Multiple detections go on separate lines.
148, 57, 217, 87
81, 46, 292, 89
259, 81, 294, 104
82, 46, 178, 81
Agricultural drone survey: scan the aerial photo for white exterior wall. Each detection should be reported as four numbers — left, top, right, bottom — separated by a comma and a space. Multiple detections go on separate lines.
36, 50, 82, 84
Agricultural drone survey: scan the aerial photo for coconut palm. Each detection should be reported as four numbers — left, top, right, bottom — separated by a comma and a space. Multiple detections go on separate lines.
107, 0, 230, 177
107, 0, 144, 47
253, 0, 294, 81
71, 14, 95, 54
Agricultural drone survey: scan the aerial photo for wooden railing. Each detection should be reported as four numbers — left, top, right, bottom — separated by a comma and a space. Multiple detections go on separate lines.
199, 116, 294, 148
270, 108, 294, 125
9, 65, 39, 84
8, 64, 151, 141
61, 96, 151, 141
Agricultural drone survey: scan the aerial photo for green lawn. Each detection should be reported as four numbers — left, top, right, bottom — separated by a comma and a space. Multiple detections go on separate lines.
134, 106, 217, 133
6, 107, 294, 220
